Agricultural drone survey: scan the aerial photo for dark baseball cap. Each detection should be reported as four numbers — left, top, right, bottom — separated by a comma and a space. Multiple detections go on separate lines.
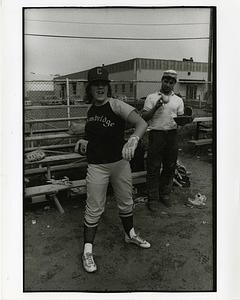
87, 66, 110, 83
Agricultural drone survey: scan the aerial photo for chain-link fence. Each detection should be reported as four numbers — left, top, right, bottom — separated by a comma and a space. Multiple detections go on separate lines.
25, 78, 211, 109
24, 79, 212, 150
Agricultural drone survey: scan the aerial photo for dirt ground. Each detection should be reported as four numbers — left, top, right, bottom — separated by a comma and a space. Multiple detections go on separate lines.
24, 147, 215, 292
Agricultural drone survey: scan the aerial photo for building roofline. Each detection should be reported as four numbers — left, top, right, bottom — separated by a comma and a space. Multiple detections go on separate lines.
55, 57, 208, 79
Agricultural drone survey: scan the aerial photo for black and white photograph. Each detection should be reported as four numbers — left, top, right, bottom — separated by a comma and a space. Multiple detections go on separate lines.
1, 1, 240, 299
23, 6, 216, 292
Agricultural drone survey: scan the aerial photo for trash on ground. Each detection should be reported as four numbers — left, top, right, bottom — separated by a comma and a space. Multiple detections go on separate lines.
47, 225, 50, 228
70, 186, 86, 195
24, 177, 30, 183
174, 161, 191, 187
31, 220, 36, 225
202, 221, 208, 224
161, 211, 168, 215
132, 187, 138, 195
44, 206, 50, 210
165, 243, 170, 247
72, 271, 81, 279
197, 156, 200, 159
187, 193, 207, 208
133, 196, 148, 205
39, 271, 49, 281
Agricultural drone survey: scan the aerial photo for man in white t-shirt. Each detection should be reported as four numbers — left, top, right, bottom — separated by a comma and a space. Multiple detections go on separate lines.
142, 70, 184, 211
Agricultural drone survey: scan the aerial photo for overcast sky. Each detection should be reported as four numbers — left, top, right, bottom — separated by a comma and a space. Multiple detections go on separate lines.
24, 7, 211, 80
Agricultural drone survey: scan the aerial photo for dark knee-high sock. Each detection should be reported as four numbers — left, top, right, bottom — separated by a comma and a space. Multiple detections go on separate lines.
84, 224, 98, 244
120, 215, 133, 237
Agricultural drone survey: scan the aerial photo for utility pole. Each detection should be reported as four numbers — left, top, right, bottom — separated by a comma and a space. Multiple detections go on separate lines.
207, 8, 214, 107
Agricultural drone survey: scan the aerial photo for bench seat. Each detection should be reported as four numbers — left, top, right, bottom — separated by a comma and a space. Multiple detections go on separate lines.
25, 153, 85, 166
188, 138, 212, 146
25, 171, 147, 214
25, 171, 147, 198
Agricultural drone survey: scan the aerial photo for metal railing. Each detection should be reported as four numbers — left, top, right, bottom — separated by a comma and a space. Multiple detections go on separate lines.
24, 79, 211, 151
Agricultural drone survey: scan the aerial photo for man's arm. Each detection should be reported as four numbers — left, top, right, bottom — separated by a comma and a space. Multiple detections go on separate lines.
141, 99, 163, 121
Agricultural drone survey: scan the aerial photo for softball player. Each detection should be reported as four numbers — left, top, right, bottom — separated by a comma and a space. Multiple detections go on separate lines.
75, 66, 151, 273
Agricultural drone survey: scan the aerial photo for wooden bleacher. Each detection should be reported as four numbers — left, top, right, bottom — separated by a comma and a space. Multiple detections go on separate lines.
188, 116, 213, 147
25, 171, 147, 214
24, 112, 144, 214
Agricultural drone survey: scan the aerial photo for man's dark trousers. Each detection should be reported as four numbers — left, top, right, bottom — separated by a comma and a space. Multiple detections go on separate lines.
146, 129, 178, 203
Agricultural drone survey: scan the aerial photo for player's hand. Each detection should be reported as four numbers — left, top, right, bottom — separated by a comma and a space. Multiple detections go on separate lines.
155, 97, 163, 109
122, 136, 139, 161
74, 139, 88, 155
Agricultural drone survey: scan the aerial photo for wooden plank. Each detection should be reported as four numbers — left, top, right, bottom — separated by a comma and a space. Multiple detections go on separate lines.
25, 128, 69, 135
52, 194, 65, 214
25, 117, 86, 124
188, 138, 212, 146
25, 105, 89, 110
25, 179, 86, 197
193, 117, 212, 123
24, 161, 88, 175
25, 171, 147, 198
25, 153, 85, 165
25, 132, 83, 142
199, 128, 212, 133
25, 143, 76, 152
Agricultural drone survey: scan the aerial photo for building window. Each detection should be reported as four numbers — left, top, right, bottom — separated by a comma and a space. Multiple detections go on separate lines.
60, 84, 65, 99
186, 85, 197, 99
202, 63, 208, 72
170, 61, 175, 69
163, 60, 168, 70
130, 83, 133, 94
122, 84, 125, 93
150, 60, 154, 69
72, 82, 77, 95
115, 84, 118, 94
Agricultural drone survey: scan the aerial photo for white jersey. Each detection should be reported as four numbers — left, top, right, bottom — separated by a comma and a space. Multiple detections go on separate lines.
143, 91, 184, 131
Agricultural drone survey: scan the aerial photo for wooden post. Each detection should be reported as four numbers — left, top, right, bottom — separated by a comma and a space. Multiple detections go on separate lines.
66, 78, 71, 145
29, 123, 34, 148
207, 8, 213, 106
52, 194, 65, 214
196, 122, 200, 140
47, 166, 51, 180
66, 78, 70, 127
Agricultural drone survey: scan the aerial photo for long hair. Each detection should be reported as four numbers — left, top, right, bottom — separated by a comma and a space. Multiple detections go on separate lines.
84, 82, 112, 104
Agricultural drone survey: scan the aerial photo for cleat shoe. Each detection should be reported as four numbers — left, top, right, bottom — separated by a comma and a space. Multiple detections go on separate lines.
82, 252, 97, 273
125, 233, 151, 248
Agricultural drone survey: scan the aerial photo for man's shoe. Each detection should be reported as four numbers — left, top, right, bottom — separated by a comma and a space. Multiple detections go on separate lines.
82, 252, 97, 273
146, 201, 159, 212
160, 195, 172, 207
125, 233, 151, 248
